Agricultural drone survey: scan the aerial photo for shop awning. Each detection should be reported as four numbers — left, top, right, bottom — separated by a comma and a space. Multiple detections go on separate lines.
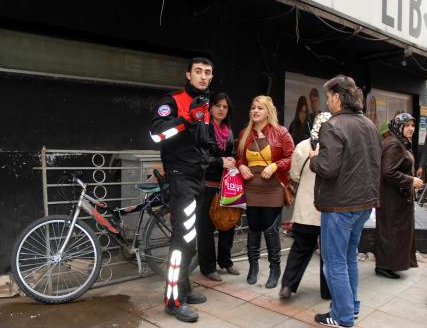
276, 0, 427, 77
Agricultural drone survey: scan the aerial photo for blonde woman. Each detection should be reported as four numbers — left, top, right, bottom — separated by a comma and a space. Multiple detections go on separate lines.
236, 95, 294, 288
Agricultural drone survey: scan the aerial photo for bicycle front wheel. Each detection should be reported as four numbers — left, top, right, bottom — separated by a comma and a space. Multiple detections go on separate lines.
143, 208, 198, 278
11, 215, 102, 304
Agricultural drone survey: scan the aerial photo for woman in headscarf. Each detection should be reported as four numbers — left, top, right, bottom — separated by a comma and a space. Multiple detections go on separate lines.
279, 112, 331, 300
375, 113, 424, 279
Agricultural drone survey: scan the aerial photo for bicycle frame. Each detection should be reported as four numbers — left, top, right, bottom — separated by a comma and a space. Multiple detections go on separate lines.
59, 176, 165, 275
56, 178, 88, 257
11, 171, 177, 304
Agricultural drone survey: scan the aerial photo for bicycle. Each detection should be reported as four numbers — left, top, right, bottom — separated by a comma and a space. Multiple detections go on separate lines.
11, 170, 198, 304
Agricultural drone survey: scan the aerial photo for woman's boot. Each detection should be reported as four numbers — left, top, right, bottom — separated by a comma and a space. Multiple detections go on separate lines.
246, 230, 262, 285
264, 219, 281, 288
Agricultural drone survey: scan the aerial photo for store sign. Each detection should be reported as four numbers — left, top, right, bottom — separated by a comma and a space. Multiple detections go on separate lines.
420, 105, 427, 145
306, 0, 427, 51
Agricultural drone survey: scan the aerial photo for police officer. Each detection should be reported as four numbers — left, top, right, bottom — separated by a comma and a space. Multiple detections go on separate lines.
150, 57, 214, 322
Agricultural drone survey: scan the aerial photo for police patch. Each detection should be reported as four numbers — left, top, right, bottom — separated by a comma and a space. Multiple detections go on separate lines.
158, 105, 171, 117
195, 111, 204, 120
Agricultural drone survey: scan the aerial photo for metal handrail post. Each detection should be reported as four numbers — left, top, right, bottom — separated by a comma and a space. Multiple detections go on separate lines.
41, 146, 49, 216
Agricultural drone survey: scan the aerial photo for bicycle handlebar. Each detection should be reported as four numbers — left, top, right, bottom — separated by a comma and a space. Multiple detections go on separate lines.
74, 177, 86, 189
67, 171, 86, 189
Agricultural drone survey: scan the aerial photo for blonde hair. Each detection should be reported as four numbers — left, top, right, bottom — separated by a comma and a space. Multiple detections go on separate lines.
238, 95, 280, 156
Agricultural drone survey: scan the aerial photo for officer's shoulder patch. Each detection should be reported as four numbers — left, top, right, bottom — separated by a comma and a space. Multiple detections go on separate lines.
157, 105, 171, 117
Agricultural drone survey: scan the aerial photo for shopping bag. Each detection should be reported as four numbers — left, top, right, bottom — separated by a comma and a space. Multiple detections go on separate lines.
220, 168, 246, 209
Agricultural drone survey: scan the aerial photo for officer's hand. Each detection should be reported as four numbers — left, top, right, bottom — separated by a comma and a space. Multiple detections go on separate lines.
416, 167, 424, 179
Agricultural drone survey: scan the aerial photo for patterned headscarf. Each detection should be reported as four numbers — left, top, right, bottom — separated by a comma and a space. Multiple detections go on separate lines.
389, 113, 415, 146
310, 112, 332, 142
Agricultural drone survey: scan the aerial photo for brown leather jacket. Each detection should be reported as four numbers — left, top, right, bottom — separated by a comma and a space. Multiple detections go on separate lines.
309, 108, 381, 212
236, 124, 294, 184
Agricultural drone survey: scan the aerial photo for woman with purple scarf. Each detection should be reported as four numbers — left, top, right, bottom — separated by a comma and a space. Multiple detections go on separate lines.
196, 92, 240, 281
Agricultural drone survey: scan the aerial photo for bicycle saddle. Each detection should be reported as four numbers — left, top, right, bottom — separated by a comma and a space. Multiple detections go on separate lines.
135, 183, 161, 193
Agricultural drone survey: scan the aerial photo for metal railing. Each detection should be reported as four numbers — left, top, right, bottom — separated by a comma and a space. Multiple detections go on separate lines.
35, 146, 251, 287
36, 147, 164, 286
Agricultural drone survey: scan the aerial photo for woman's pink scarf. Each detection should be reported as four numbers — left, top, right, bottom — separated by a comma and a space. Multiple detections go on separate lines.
212, 120, 230, 151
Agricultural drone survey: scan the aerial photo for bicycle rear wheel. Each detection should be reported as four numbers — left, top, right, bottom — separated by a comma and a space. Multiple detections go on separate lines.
143, 208, 198, 278
11, 215, 102, 304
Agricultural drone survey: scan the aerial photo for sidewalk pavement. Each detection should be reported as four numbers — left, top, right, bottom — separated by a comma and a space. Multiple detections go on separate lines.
0, 243, 426, 328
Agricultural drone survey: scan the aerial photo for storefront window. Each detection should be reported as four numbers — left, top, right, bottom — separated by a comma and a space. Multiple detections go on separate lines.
284, 72, 327, 129
285, 73, 413, 137
369, 88, 413, 130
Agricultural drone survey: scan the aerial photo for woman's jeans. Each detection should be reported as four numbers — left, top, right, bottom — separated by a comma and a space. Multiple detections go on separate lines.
321, 210, 371, 327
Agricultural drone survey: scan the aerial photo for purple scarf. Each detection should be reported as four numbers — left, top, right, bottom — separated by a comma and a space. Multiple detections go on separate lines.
212, 120, 230, 151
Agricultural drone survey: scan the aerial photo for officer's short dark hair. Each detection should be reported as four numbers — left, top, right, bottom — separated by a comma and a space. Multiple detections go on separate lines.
187, 57, 214, 72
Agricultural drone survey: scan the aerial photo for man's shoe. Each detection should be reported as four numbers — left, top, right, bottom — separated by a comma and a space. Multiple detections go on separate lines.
225, 266, 240, 275
165, 303, 199, 322
187, 291, 207, 304
375, 268, 400, 279
279, 286, 291, 299
314, 312, 353, 327
204, 272, 223, 282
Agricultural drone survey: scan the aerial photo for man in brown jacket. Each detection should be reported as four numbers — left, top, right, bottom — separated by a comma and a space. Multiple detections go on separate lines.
309, 75, 381, 328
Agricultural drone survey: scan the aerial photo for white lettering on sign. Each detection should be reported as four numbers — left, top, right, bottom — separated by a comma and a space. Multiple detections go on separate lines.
306, 0, 427, 51
225, 181, 243, 193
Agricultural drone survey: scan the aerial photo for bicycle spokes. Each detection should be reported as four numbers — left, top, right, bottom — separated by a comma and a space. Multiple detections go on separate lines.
15, 219, 99, 300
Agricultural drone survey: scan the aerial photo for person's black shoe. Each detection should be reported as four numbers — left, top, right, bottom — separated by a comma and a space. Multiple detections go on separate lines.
314, 312, 353, 327
247, 263, 259, 285
375, 267, 400, 279
279, 286, 291, 299
204, 272, 222, 282
165, 303, 199, 322
186, 291, 207, 304
224, 265, 240, 275
265, 267, 281, 289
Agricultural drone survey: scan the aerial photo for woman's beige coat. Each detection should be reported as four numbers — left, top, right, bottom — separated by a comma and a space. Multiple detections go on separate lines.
290, 139, 320, 226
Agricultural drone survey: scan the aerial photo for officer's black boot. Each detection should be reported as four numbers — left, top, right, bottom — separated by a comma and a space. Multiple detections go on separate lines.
246, 230, 262, 285
165, 303, 199, 322
264, 220, 281, 289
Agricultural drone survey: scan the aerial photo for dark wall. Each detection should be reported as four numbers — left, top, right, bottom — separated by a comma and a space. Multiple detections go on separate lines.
0, 73, 165, 151
0, 73, 167, 272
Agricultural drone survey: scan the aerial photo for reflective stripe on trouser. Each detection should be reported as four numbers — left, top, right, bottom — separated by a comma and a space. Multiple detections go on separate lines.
164, 169, 204, 307
165, 250, 182, 306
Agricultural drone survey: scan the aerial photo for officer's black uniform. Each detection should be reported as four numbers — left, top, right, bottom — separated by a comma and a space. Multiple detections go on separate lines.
150, 83, 210, 312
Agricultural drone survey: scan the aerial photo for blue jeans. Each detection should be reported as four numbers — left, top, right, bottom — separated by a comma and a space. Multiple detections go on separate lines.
321, 210, 371, 327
